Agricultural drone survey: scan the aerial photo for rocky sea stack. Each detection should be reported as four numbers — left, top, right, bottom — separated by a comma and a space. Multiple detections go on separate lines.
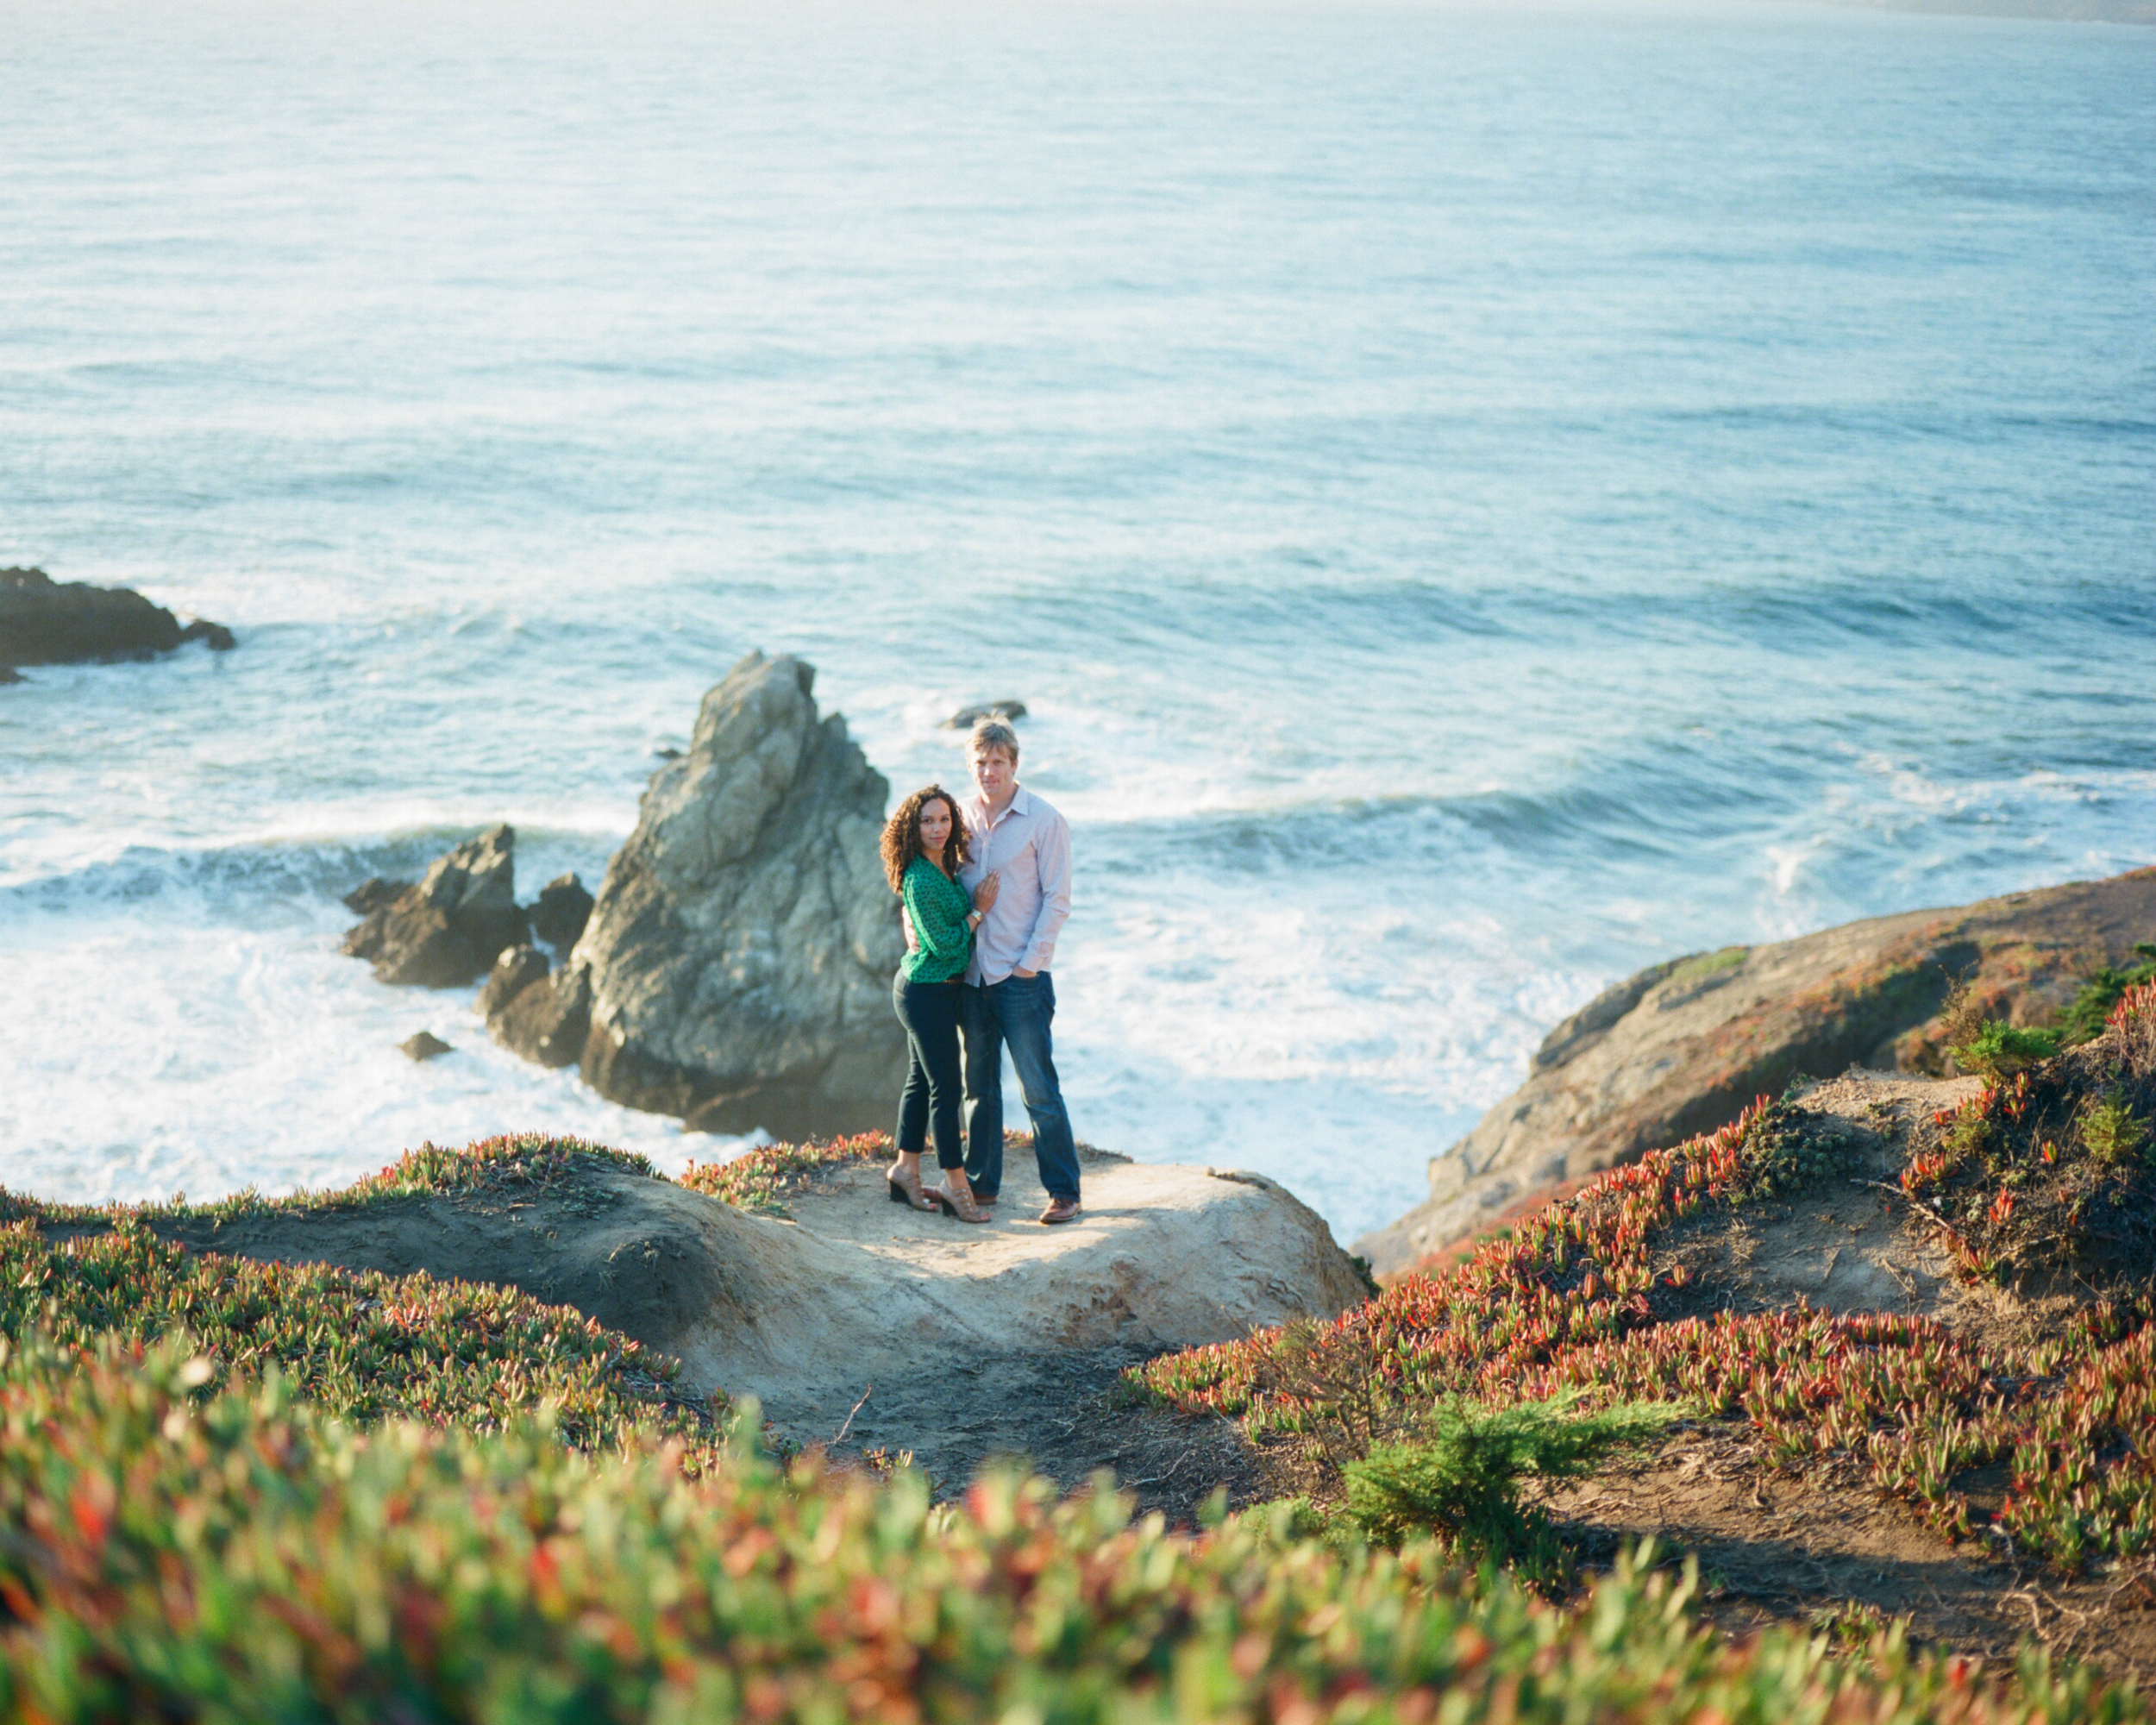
0, 566, 235, 677
482, 651, 906, 1138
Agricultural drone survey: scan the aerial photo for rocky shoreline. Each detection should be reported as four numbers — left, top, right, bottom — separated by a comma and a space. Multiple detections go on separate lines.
0, 565, 235, 680
16, 894, 2156, 1682
1356, 864, 2156, 1275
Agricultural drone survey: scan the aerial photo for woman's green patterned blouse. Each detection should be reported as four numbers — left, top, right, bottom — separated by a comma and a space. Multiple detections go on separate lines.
900, 856, 973, 984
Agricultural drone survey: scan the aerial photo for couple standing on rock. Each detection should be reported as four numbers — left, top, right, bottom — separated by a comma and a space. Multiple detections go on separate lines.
877, 719, 1081, 1227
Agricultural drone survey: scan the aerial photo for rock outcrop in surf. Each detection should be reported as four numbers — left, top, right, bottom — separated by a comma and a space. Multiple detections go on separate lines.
490, 651, 905, 1138
1355, 865, 2156, 1275
0, 566, 235, 677
530, 874, 594, 950
342, 824, 526, 988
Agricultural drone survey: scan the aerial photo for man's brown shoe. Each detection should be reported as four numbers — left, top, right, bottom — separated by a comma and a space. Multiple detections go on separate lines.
1038, 1196, 1081, 1226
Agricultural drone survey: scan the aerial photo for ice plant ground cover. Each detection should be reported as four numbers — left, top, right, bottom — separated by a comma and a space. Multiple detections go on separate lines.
0, 1132, 666, 1227
1129, 988, 2156, 1579
679, 1129, 894, 1214
679, 1128, 1056, 1215
0, 1016, 2152, 1714
0, 1335, 2143, 1725
0, 1218, 711, 1451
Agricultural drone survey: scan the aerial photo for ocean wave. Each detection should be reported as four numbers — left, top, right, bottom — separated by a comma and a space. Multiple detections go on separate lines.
0, 825, 625, 919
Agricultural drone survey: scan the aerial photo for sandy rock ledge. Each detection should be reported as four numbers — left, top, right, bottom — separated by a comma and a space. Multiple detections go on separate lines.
144, 1149, 1366, 1478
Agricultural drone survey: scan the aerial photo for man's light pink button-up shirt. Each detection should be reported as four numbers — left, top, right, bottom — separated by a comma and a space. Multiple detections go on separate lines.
959, 785, 1071, 985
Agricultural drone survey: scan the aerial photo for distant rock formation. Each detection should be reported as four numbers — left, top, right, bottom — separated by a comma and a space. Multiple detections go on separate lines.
342, 825, 526, 988
342, 876, 407, 917
0, 567, 235, 674
530, 874, 594, 950
478, 944, 588, 1069
540, 652, 906, 1138
1355, 866, 2156, 1276
942, 699, 1027, 731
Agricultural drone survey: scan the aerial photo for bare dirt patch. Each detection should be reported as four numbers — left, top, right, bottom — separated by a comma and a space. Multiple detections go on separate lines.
1646, 1070, 1979, 1323
1540, 1424, 2156, 1686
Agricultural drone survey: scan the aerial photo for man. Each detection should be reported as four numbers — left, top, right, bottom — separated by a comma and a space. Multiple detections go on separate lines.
953, 718, 1081, 1224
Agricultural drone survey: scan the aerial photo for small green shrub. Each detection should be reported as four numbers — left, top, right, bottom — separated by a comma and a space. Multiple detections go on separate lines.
1343, 1392, 1683, 1576
2058, 944, 2156, 1046
2081, 1093, 2151, 1168
1667, 946, 1748, 987
1808, 1599, 1902, 1653
1731, 1103, 1853, 1201
1945, 1097, 1996, 1162
1948, 1019, 2060, 1082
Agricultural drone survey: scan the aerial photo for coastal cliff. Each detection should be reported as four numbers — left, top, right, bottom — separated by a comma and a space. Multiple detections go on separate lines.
1356, 865, 2156, 1275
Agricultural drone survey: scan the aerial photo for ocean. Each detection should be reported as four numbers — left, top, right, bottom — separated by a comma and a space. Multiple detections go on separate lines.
3, 0, 2152, 1245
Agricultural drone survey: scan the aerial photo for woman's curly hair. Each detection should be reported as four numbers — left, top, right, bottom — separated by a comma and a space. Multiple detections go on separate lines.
881, 784, 972, 893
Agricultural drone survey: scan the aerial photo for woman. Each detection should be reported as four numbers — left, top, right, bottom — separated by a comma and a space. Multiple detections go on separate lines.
879, 785, 1000, 1221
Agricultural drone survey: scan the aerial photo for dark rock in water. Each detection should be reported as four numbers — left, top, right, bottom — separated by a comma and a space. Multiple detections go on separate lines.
479, 943, 551, 1019
400, 1031, 453, 1062
487, 962, 592, 1070
0, 566, 236, 668
941, 699, 1027, 731
342, 824, 525, 988
530, 873, 595, 950
558, 652, 905, 1138
0, 667, 22, 686
342, 875, 411, 916
654, 746, 683, 761
179, 619, 237, 651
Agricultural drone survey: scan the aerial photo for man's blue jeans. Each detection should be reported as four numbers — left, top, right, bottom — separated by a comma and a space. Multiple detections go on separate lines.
961, 972, 1081, 1203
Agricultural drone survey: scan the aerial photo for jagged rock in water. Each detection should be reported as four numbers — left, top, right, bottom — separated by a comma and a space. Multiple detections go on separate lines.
562, 652, 905, 1137
492, 968, 592, 1070
530, 873, 595, 950
342, 875, 410, 916
0, 566, 235, 668
399, 1031, 453, 1061
342, 825, 525, 988
475, 942, 586, 1069
479, 944, 551, 1019
941, 698, 1027, 731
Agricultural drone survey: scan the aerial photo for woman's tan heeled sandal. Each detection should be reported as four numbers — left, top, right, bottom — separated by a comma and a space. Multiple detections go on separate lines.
929, 1180, 992, 1224
886, 1162, 937, 1212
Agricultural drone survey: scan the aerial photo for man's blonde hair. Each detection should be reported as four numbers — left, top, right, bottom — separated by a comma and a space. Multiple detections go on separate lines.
968, 718, 1020, 764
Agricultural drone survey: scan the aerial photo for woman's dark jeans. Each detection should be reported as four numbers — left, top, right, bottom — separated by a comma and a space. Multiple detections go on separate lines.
893, 975, 965, 1170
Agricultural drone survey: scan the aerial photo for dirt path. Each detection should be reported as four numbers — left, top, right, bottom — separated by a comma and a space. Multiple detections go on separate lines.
682, 1146, 1348, 1516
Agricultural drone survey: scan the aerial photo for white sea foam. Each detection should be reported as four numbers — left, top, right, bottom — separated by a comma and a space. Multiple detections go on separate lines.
0, 871, 736, 1209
